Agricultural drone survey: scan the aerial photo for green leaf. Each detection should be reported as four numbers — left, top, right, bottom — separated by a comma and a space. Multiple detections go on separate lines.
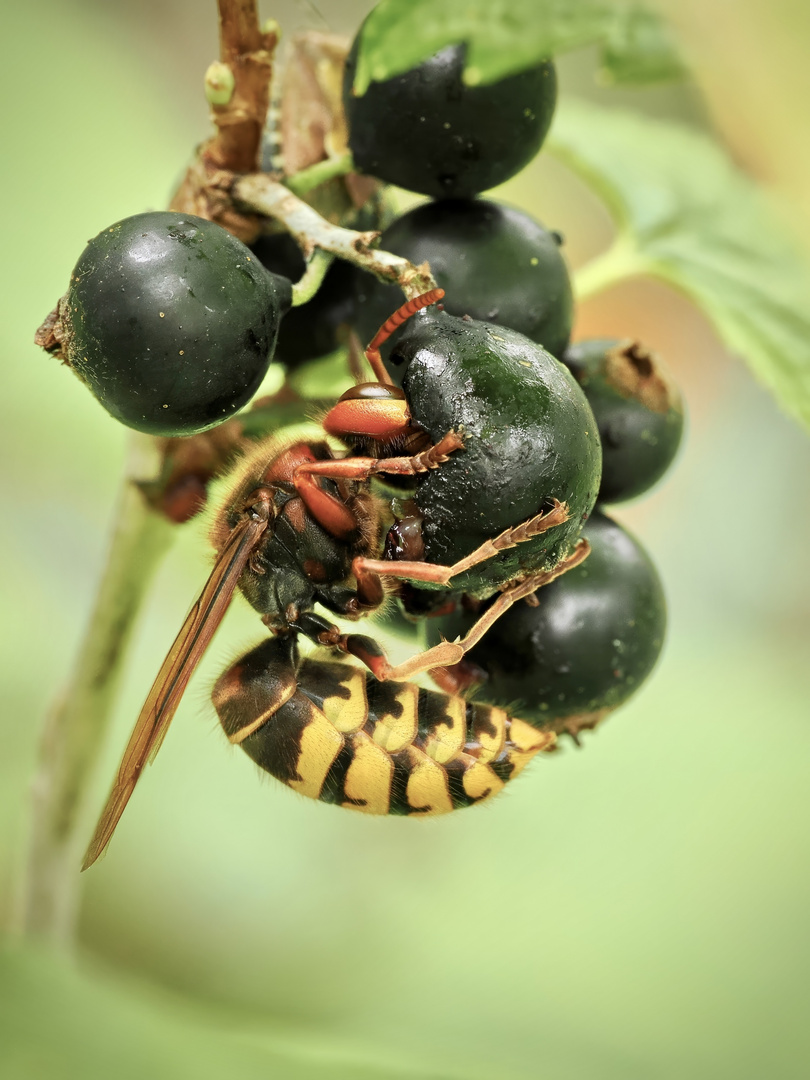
353, 0, 684, 93
0, 945, 456, 1080
599, 6, 686, 85
549, 98, 810, 431
287, 346, 354, 400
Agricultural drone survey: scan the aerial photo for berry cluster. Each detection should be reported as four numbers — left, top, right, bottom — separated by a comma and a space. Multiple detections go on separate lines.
41, 11, 685, 860
337, 25, 682, 740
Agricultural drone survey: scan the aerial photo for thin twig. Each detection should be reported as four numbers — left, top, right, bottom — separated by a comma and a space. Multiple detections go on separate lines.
234, 172, 437, 297
170, 0, 278, 239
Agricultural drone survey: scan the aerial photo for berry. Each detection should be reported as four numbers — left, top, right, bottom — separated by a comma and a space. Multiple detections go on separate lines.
427, 510, 667, 735
343, 33, 556, 199
251, 232, 355, 369
563, 339, 685, 503
354, 199, 573, 363
60, 212, 292, 436
387, 309, 601, 598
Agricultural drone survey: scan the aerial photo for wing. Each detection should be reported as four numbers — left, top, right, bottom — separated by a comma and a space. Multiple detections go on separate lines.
81, 513, 267, 870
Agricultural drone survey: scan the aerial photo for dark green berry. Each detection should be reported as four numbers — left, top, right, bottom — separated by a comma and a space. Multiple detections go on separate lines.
252, 232, 355, 369
387, 310, 601, 598
563, 339, 685, 503
60, 212, 291, 436
427, 511, 666, 735
354, 199, 573, 362
343, 32, 556, 199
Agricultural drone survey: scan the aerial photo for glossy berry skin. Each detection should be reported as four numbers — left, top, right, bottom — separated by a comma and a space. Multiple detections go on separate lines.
388, 310, 602, 597
563, 339, 685, 503
252, 231, 355, 369
354, 200, 573, 362
343, 35, 556, 199
428, 511, 667, 735
62, 212, 292, 436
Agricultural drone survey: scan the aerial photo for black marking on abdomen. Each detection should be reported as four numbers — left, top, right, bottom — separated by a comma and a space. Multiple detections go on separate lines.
365, 677, 405, 730
416, 687, 444, 743
319, 742, 354, 806
297, 660, 352, 712
489, 751, 517, 783
239, 694, 310, 783
388, 750, 413, 815
444, 758, 477, 809
472, 702, 498, 741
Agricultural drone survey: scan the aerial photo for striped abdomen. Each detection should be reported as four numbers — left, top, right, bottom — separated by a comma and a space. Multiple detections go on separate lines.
213, 638, 555, 815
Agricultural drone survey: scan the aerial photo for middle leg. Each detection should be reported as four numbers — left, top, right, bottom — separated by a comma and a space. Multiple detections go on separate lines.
388, 540, 592, 687
289, 541, 590, 684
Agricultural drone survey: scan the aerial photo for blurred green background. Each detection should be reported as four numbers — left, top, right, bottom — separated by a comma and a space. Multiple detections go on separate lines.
2, 1, 810, 1077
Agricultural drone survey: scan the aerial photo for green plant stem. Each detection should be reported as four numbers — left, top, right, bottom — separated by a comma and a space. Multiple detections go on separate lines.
285, 152, 355, 196
291, 249, 335, 306
15, 435, 175, 947
234, 172, 437, 297
573, 236, 650, 301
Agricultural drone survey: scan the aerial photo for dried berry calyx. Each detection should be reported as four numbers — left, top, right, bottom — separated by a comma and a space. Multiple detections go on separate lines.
54, 211, 292, 436
563, 338, 685, 503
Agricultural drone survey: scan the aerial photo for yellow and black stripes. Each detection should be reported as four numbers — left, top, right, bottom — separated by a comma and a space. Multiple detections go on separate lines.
213, 638, 555, 815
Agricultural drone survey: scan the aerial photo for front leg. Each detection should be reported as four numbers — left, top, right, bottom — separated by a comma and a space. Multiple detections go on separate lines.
362, 288, 445, 385
293, 431, 464, 540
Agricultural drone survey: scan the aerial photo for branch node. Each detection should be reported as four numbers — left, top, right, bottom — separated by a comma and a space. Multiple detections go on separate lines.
352, 230, 381, 253
205, 61, 235, 106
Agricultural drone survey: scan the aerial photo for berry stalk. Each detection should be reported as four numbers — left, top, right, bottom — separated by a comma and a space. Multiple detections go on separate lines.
573, 235, 651, 301
234, 171, 438, 297
291, 249, 336, 308
284, 151, 355, 197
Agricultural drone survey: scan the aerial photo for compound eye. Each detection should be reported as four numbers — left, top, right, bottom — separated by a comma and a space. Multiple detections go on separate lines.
337, 382, 406, 403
